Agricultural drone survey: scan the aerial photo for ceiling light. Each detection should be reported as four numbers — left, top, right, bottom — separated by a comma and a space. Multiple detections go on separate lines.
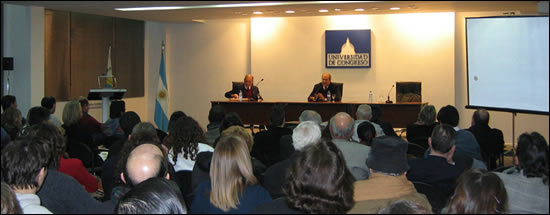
253, 11, 263, 15
335, 8, 341, 11
390, 7, 400, 10
355, 8, 365, 11
285, 10, 295, 14
319, 9, 329, 13
371, 7, 379, 10
115, 1, 377, 11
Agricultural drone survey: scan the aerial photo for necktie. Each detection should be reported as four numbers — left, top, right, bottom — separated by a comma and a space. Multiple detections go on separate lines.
246, 87, 252, 98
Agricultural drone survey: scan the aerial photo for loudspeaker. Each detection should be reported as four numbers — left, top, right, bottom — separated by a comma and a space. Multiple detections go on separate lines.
3, 57, 13, 71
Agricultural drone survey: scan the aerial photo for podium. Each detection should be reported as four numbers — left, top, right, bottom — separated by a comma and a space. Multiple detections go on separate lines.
88, 88, 127, 122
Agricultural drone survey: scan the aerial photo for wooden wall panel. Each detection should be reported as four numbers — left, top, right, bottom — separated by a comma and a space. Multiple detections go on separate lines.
44, 10, 70, 100
70, 13, 113, 100
114, 18, 144, 98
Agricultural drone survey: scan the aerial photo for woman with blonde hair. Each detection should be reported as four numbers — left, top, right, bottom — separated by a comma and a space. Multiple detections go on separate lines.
191, 134, 271, 213
62, 100, 100, 168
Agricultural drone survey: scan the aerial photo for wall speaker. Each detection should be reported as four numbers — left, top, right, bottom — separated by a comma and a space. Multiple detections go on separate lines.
3, 57, 13, 71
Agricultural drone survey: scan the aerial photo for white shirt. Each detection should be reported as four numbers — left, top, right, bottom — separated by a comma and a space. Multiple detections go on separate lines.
16, 193, 52, 214
169, 143, 214, 172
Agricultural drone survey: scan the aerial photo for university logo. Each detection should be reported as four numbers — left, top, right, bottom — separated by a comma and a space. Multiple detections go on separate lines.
325, 30, 371, 68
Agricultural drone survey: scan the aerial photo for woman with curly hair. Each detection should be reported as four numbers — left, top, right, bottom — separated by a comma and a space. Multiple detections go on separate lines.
253, 139, 355, 214
167, 116, 214, 172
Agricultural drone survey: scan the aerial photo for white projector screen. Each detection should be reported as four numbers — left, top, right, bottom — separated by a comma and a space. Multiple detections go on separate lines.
466, 16, 549, 115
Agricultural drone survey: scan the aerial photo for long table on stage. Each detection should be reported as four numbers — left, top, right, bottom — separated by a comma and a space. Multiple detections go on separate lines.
211, 100, 424, 128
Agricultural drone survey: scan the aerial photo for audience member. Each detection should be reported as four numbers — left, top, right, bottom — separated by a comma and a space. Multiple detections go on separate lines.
102, 100, 126, 138
254, 139, 355, 214
167, 111, 187, 134
26, 106, 51, 126
109, 111, 141, 158
435, 105, 482, 161
262, 121, 322, 198
280, 110, 322, 160
377, 200, 431, 214
252, 105, 293, 167
406, 104, 437, 147
41, 96, 62, 127
205, 105, 225, 147
0, 127, 10, 149
495, 132, 549, 214
115, 177, 187, 214
62, 100, 102, 168
167, 116, 213, 172
1, 107, 22, 141
1, 182, 23, 214
357, 121, 376, 147
407, 124, 470, 198
213, 112, 244, 147
121, 144, 170, 187
370, 104, 398, 137
350, 136, 432, 213
466, 109, 504, 170
1, 138, 52, 214
352, 104, 384, 142
1, 95, 18, 111
191, 135, 271, 213
446, 168, 507, 214
78, 97, 105, 139
330, 112, 370, 180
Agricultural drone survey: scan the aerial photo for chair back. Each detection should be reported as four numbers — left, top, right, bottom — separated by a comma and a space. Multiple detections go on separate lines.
413, 181, 447, 213
407, 142, 427, 159
396, 82, 421, 102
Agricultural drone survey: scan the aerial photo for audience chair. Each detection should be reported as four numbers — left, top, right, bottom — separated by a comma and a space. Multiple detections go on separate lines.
412, 181, 447, 213
406, 142, 427, 159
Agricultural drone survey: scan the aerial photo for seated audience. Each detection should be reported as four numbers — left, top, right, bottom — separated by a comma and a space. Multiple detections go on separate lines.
350, 136, 432, 213
121, 144, 170, 187
115, 177, 187, 214
162, 111, 187, 147
78, 97, 106, 141
167, 116, 214, 172
2, 182, 23, 214
1, 127, 11, 147
406, 124, 470, 198
1, 95, 18, 111
352, 104, 385, 142
370, 104, 398, 137
191, 135, 271, 213
279, 109, 322, 160
205, 105, 225, 147
213, 112, 244, 147
254, 139, 355, 214
446, 168, 507, 214
435, 105, 482, 161
1, 138, 52, 214
357, 121, 376, 147
330, 112, 371, 180
252, 105, 293, 167
406, 104, 437, 147
108, 111, 141, 158
377, 200, 431, 214
102, 100, 126, 138
41, 96, 62, 128
495, 132, 549, 214
466, 109, 504, 170
26, 106, 51, 127
262, 121, 322, 198
1, 107, 23, 141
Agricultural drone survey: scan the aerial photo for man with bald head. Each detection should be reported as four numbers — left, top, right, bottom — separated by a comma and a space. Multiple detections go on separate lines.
466, 109, 504, 170
121, 144, 169, 187
329, 112, 371, 180
225, 74, 262, 101
308, 72, 342, 102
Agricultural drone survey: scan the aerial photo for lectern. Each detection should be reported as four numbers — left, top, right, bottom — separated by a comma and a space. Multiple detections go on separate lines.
88, 88, 126, 122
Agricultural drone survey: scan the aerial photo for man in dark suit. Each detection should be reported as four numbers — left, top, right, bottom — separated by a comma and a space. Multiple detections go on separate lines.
224, 74, 262, 101
466, 109, 504, 170
308, 72, 342, 102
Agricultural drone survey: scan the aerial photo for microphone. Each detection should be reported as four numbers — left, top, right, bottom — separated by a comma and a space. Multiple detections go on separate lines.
386, 84, 394, 104
255, 78, 264, 87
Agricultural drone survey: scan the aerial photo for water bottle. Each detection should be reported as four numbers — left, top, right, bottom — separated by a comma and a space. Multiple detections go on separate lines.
238, 90, 243, 102
327, 91, 332, 102
369, 91, 373, 103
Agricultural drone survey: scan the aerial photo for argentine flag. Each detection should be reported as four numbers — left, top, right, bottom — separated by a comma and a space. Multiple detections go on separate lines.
155, 43, 169, 131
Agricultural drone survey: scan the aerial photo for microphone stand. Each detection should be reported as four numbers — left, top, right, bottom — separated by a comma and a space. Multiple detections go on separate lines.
386, 85, 394, 103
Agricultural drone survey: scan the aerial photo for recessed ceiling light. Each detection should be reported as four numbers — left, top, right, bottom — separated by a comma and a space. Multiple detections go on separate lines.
334, 8, 341, 11
319, 9, 329, 13
371, 7, 379, 10
285, 10, 295, 14
115, 1, 376, 11
253, 11, 263, 15
355, 8, 365, 11
390, 7, 400, 10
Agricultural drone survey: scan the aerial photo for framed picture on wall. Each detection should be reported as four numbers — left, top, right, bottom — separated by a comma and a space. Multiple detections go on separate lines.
325, 29, 371, 68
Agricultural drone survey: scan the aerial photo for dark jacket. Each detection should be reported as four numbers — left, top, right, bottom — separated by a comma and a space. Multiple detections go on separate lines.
407, 155, 470, 197
224, 84, 261, 101
252, 127, 293, 168
262, 152, 300, 199
466, 124, 504, 170
308, 82, 342, 101
252, 197, 302, 214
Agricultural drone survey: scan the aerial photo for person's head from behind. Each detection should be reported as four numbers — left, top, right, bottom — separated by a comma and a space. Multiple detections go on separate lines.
418, 105, 436, 125
62, 100, 83, 126
122, 144, 168, 187
110, 100, 126, 119
120, 111, 141, 137
219, 112, 243, 133
377, 200, 431, 214
1, 182, 22, 214
429, 124, 457, 156
270, 105, 285, 128
41, 96, 56, 114
298, 110, 322, 125
130, 122, 158, 141
437, 105, 459, 127
115, 177, 187, 214
1, 107, 22, 129
221, 125, 254, 152
356, 104, 373, 121
27, 106, 51, 126
321, 72, 332, 88
329, 112, 355, 140
472, 108, 490, 126
367, 136, 409, 176
78, 96, 90, 113
168, 116, 205, 162
208, 105, 225, 124
244, 74, 254, 88
446, 168, 507, 214
370, 104, 383, 122
357, 121, 376, 146
210, 135, 257, 212
292, 121, 321, 151
21, 122, 65, 169
283, 139, 355, 214
516, 132, 549, 185
1, 138, 51, 193
1, 95, 17, 111
167, 111, 187, 134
